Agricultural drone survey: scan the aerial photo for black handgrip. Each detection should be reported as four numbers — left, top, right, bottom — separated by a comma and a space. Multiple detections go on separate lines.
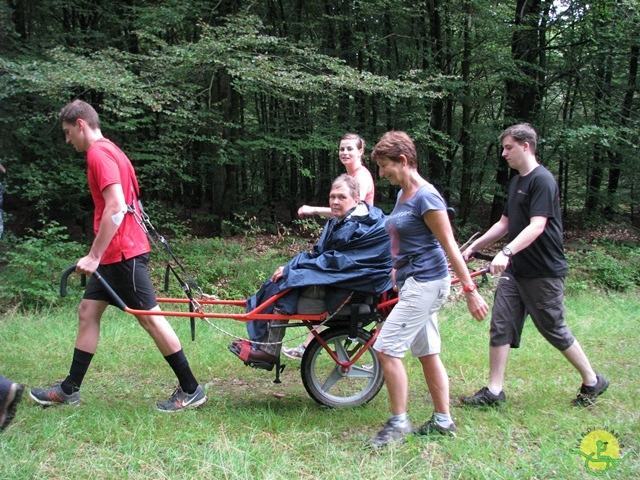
60, 265, 81, 297
471, 252, 495, 261
60, 265, 127, 311
60, 265, 88, 297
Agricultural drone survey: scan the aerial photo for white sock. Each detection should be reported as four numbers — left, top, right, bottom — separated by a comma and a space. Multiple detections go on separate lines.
488, 387, 502, 396
389, 412, 410, 429
433, 412, 453, 427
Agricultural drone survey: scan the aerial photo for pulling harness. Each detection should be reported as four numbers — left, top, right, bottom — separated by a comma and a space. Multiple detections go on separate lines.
127, 198, 206, 341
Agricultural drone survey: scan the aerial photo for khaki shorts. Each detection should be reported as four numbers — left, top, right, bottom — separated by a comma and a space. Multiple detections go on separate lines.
373, 276, 450, 358
490, 274, 575, 351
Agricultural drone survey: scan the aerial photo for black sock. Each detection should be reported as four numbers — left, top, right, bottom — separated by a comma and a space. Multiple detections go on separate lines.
62, 348, 94, 394
164, 349, 198, 394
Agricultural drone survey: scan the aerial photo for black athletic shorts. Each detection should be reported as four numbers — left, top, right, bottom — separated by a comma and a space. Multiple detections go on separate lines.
83, 253, 158, 310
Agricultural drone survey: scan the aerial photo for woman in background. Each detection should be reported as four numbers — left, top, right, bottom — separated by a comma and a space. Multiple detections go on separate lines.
297, 133, 374, 218
286, 133, 375, 359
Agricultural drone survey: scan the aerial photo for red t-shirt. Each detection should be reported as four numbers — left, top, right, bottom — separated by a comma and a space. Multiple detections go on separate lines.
86, 138, 150, 265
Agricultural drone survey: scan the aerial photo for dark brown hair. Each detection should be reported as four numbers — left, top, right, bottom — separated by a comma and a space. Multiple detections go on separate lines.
499, 123, 538, 154
340, 133, 365, 153
371, 131, 418, 168
59, 100, 101, 129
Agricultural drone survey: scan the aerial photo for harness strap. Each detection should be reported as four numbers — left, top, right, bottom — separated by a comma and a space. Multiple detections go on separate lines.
127, 200, 203, 341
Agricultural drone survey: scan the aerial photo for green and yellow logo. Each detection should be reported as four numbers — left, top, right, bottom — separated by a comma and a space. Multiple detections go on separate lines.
574, 427, 637, 476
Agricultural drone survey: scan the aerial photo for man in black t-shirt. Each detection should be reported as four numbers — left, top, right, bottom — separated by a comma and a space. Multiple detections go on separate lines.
460, 123, 608, 408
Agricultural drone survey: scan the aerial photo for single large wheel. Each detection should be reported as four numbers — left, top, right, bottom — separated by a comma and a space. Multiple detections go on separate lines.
301, 327, 384, 407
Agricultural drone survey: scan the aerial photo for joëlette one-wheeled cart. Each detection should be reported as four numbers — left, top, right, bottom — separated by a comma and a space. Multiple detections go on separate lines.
60, 263, 490, 408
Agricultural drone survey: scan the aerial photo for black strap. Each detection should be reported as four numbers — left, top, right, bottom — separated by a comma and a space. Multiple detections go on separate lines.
128, 199, 203, 341
348, 302, 359, 342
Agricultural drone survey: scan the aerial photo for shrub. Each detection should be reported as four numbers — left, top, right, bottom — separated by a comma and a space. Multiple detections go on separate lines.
0, 222, 86, 311
566, 242, 640, 293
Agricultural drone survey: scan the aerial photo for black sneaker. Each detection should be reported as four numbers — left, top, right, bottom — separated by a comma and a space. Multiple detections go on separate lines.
460, 386, 506, 407
1, 383, 24, 430
156, 385, 207, 412
30, 382, 80, 406
416, 415, 457, 437
572, 373, 609, 406
370, 419, 413, 448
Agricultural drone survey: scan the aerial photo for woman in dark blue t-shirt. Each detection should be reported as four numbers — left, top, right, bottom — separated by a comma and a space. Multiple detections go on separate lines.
368, 131, 489, 448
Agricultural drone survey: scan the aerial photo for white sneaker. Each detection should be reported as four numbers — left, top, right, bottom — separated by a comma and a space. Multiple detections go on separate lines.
282, 345, 305, 360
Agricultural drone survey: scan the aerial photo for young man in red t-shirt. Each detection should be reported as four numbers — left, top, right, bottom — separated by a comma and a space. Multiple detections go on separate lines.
30, 100, 206, 412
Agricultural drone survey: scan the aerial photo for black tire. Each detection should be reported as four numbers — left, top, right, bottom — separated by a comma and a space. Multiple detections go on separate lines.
301, 327, 384, 408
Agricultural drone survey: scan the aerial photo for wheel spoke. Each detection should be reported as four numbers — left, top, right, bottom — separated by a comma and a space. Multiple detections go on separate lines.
331, 338, 354, 362
319, 366, 343, 392
342, 365, 375, 378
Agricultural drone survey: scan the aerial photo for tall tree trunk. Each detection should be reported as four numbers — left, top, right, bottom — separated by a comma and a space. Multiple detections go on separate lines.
425, 0, 447, 193
585, 52, 613, 217
606, 44, 638, 213
459, 1, 473, 223
490, 0, 544, 224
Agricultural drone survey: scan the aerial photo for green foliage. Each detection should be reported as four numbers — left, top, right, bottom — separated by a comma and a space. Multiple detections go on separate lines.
2, 228, 638, 315
221, 212, 266, 237
291, 218, 323, 240
139, 199, 192, 239
0, 222, 86, 311
146, 235, 309, 301
1, 0, 639, 235
566, 242, 640, 293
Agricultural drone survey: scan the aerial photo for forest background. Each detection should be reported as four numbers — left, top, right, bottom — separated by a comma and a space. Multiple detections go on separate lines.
0, 0, 639, 240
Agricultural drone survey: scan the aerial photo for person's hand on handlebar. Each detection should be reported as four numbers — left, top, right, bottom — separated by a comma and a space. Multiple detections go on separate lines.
463, 247, 507, 275
76, 254, 100, 276
489, 251, 510, 275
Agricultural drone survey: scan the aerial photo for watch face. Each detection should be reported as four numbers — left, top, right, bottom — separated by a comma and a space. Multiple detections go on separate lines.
503, 247, 512, 257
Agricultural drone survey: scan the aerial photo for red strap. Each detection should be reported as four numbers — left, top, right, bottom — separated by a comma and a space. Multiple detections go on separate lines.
238, 340, 252, 361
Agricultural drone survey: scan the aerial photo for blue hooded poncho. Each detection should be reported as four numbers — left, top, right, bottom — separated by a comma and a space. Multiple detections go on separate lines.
246, 203, 392, 321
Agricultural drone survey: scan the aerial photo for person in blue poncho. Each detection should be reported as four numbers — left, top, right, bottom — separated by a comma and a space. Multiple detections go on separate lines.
229, 174, 392, 367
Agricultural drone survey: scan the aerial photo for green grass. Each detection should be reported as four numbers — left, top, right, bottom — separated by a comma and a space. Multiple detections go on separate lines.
1, 286, 638, 479
1, 233, 638, 478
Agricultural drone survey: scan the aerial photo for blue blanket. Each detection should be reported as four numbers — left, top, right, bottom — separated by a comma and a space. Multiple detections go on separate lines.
246, 203, 392, 317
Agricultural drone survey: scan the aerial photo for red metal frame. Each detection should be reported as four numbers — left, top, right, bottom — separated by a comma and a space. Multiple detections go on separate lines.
101, 265, 489, 320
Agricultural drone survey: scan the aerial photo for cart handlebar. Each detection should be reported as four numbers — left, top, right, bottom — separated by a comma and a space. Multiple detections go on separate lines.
60, 265, 127, 311
470, 252, 495, 262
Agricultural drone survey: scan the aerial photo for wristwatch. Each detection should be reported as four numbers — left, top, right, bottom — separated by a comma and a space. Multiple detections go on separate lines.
462, 283, 477, 293
501, 246, 514, 257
